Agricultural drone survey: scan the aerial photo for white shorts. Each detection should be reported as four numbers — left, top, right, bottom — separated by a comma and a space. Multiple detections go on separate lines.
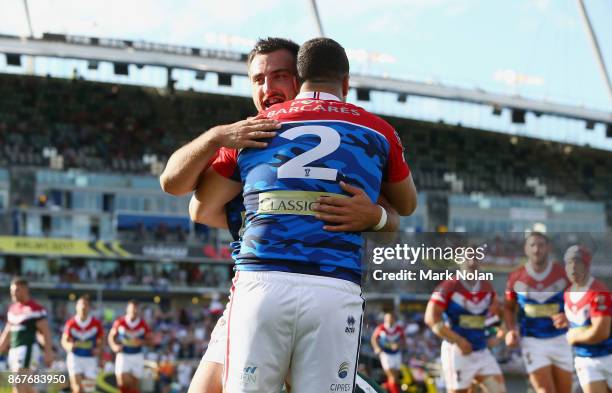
67, 353, 98, 379
223, 271, 363, 393
441, 341, 502, 390
201, 311, 228, 364
521, 335, 573, 374
115, 352, 144, 378
575, 354, 612, 388
379, 352, 402, 371
8, 344, 40, 372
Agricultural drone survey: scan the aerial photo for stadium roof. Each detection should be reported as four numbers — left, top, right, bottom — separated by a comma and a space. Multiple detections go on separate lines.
1, 33, 610, 126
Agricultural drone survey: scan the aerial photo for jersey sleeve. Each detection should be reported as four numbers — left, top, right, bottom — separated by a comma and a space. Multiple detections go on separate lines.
372, 325, 383, 340
96, 319, 105, 339
111, 319, 122, 332
505, 271, 518, 302
383, 129, 410, 183
211, 147, 239, 180
63, 320, 72, 337
590, 292, 612, 318
430, 281, 453, 309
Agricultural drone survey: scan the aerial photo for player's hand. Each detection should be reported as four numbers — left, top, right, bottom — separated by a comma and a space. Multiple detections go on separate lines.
456, 337, 473, 355
44, 351, 54, 368
210, 117, 280, 149
505, 329, 520, 348
314, 181, 381, 232
551, 313, 568, 329
110, 343, 123, 353
566, 327, 584, 345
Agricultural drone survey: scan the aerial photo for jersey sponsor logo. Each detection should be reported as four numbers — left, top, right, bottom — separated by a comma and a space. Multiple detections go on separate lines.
338, 362, 350, 379
524, 303, 560, 318
458, 315, 486, 329
330, 383, 352, 392
258, 191, 346, 216
345, 316, 356, 334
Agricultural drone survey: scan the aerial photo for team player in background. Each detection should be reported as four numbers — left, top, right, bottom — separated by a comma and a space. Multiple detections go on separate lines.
563, 245, 612, 393
108, 300, 152, 393
425, 259, 506, 393
0, 277, 54, 393
61, 295, 104, 393
504, 232, 573, 393
370, 312, 405, 393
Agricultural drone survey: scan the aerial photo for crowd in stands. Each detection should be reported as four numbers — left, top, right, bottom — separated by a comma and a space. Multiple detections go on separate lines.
2, 73, 612, 206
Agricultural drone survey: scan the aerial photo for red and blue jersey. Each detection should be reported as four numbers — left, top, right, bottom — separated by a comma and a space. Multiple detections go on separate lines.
63, 316, 104, 357
112, 317, 150, 354
430, 279, 496, 351
565, 278, 612, 358
212, 92, 410, 284
373, 324, 405, 354
506, 261, 569, 338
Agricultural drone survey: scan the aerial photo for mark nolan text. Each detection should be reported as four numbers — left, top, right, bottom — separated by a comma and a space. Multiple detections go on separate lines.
372, 269, 494, 281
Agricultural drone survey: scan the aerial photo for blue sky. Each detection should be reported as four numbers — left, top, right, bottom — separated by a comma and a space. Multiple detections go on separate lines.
1, 0, 611, 111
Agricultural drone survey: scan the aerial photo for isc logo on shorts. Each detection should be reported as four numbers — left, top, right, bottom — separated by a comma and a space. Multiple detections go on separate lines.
345, 315, 356, 334
239, 366, 258, 386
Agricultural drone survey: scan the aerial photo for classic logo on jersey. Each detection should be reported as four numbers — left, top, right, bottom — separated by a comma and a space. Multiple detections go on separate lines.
345, 315, 356, 334
338, 362, 350, 379
257, 191, 347, 216
524, 303, 560, 318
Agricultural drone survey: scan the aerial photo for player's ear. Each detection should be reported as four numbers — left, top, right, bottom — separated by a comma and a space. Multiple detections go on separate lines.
342, 75, 349, 101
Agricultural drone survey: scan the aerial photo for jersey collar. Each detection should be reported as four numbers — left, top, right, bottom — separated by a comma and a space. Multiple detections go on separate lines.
526, 259, 552, 281
76, 315, 92, 328
295, 91, 341, 102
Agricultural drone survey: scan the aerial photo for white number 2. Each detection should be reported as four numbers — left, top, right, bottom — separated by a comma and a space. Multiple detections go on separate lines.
277, 125, 341, 180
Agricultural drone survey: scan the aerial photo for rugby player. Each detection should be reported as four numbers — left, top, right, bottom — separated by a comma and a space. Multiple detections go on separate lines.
0, 277, 54, 393
61, 295, 104, 393
563, 245, 612, 393
160, 37, 402, 393
196, 37, 416, 393
108, 300, 152, 393
504, 232, 572, 393
425, 259, 506, 393
370, 312, 405, 393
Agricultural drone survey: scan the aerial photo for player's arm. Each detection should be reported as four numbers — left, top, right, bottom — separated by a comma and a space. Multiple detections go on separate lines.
189, 166, 242, 227
160, 118, 279, 196
370, 327, 383, 355
107, 324, 122, 353
380, 173, 417, 216
0, 323, 10, 353
424, 301, 472, 355
567, 315, 611, 345
60, 330, 74, 353
35, 318, 55, 367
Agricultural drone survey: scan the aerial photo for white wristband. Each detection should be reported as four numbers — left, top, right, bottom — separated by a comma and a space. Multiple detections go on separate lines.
372, 205, 388, 231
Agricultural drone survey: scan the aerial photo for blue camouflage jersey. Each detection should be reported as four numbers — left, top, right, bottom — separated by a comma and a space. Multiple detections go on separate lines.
213, 92, 409, 284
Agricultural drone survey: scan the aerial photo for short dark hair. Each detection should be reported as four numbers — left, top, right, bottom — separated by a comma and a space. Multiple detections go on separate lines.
297, 38, 349, 84
127, 299, 139, 306
247, 37, 299, 66
10, 276, 28, 287
77, 295, 90, 303
526, 231, 549, 244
